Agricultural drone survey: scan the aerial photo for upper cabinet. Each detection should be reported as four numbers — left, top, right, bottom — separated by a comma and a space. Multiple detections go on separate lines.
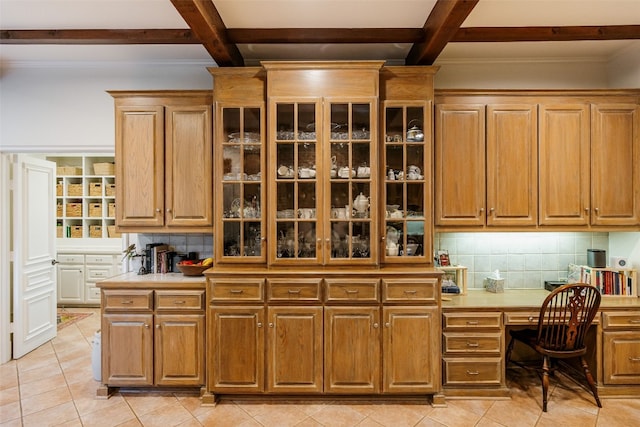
435, 90, 640, 231
110, 91, 213, 233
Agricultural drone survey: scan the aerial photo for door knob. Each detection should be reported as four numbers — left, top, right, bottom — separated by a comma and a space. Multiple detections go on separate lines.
51, 259, 59, 265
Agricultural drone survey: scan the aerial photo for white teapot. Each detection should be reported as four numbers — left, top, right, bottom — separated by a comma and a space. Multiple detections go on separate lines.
353, 192, 370, 214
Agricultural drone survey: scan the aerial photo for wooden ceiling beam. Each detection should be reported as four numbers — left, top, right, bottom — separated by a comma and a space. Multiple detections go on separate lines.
406, 0, 480, 65
169, 0, 243, 66
225, 28, 425, 44
0, 29, 199, 44
453, 25, 640, 42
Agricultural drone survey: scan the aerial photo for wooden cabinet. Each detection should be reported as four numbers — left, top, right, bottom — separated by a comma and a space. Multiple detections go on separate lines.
442, 311, 507, 397
435, 101, 538, 228
99, 286, 205, 395
110, 91, 213, 233
602, 311, 640, 387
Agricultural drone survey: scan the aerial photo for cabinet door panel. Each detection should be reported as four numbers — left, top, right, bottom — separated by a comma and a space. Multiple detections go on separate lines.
102, 314, 153, 386
383, 307, 439, 393
591, 103, 640, 226
165, 105, 213, 227
603, 331, 640, 385
209, 306, 265, 392
57, 265, 84, 304
486, 104, 538, 226
324, 306, 380, 393
155, 314, 205, 386
267, 306, 323, 393
435, 105, 486, 226
539, 104, 590, 225
115, 105, 165, 227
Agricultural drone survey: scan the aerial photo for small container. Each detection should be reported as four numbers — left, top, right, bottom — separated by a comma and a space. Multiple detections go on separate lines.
587, 249, 606, 268
485, 277, 505, 293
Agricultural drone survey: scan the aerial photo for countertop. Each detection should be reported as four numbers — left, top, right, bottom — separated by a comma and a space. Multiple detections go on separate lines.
97, 272, 206, 289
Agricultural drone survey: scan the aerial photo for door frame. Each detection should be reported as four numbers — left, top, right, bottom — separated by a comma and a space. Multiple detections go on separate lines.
0, 154, 11, 363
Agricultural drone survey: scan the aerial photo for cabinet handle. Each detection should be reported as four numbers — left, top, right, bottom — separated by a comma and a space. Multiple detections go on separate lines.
269, 323, 274, 328
629, 319, 640, 324
466, 342, 480, 347
528, 316, 535, 322
155, 324, 160, 329
166, 208, 172, 213
384, 322, 390, 328
120, 300, 133, 305
288, 289, 301, 294
584, 207, 590, 213
466, 370, 480, 376
403, 290, 417, 295
155, 208, 161, 213
173, 300, 186, 305
479, 208, 484, 213
373, 323, 380, 329
144, 324, 150, 329
594, 207, 599, 214
629, 357, 640, 362
489, 207, 494, 214
345, 289, 359, 295
257, 322, 263, 328
466, 321, 479, 325
229, 289, 244, 294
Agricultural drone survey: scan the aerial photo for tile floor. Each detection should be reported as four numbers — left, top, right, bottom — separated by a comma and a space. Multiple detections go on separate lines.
1, 307, 639, 427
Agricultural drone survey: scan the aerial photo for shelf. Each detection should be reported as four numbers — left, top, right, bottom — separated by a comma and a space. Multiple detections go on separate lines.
579, 266, 637, 297
49, 154, 119, 240
437, 265, 468, 295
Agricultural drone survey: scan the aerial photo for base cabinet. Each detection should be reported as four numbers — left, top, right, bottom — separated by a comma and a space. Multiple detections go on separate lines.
602, 311, 640, 387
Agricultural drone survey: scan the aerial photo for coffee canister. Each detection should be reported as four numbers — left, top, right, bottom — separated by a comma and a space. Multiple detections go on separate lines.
587, 249, 606, 268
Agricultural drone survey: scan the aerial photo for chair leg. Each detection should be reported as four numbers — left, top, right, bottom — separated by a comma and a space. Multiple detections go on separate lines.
542, 355, 550, 412
580, 356, 602, 408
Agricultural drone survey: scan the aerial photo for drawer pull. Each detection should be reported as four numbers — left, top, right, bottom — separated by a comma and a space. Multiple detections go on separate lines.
466, 342, 480, 348
466, 321, 479, 325
120, 300, 133, 305
528, 316, 535, 322
466, 370, 480, 376
630, 357, 640, 362
403, 290, 417, 296
345, 289, 359, 295
629, 319, 640, 324
173, 300, 186, 305
288, 289, 301, 294
229, 289, 244, 294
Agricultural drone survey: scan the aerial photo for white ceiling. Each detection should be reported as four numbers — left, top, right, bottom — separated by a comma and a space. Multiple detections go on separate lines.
1, 0, 639, 66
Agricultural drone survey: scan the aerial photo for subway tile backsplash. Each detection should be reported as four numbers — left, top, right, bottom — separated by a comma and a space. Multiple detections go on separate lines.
435, 232, 609, 290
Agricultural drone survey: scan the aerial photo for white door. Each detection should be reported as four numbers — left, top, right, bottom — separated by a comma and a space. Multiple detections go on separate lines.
12, 155, 57, 358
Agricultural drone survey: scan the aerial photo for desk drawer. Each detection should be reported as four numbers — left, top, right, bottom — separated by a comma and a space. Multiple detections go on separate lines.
103, 290, 153, 311
156, 290, 204, 311
443, 332, 502, 354
382, 279, 437, 303
504, 312, 539, 326
325, 279, 379, 302
603, 312, 640, 329
209, 279, 264, 302
443, 312, 502, 330
267, 279, 322, 302
443, 357, 502, 386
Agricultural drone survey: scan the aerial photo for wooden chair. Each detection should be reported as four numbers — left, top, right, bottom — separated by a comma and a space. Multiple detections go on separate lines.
505, 283, 602, 412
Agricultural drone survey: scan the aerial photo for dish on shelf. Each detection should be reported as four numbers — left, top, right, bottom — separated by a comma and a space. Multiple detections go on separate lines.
176, 262, 209, 276
228, 132, 260, 143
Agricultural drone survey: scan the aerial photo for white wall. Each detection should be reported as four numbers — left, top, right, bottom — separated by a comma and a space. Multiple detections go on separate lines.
0, 61, 213, 152
607, 43, 640, 88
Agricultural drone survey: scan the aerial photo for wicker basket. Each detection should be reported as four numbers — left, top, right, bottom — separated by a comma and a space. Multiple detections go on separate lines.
56, 225, 63, 238
56, 184, 62, 197
66, 203, 82, 217
108, 203, 116, 218
106, 183, 116, 197
56, 204, 63, 217
89, 225, 102, 238
70, 225, 83, 238
107, 225, 121, 238
89, 203, 102, 217
67, 184, 83, 197
57, 166, 82, 176
93, 163, 115, 176
89, 182, 102, 197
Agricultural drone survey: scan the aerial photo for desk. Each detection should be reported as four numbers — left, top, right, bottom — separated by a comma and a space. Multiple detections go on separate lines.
441, 290, 640, 399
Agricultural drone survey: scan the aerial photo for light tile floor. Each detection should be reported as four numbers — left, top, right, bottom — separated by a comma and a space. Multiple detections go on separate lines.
1, 307, 639, 427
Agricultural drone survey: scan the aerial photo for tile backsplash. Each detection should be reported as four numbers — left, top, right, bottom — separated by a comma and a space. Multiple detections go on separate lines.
434, 232, 609, 290
126, 233, 213, 272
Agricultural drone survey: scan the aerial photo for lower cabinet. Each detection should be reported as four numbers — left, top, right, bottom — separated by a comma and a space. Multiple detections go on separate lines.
602, 311, 640, 388
99, 287, 205, 396
58, 252, 120, 306
207, 273, 442, 399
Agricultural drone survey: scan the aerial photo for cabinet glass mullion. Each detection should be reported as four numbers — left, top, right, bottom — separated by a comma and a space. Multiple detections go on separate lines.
383, 103, 429, 262
217, 105, 265, 262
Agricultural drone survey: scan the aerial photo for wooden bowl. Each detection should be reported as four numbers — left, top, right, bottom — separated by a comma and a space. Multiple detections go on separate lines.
176, 262, 209, 276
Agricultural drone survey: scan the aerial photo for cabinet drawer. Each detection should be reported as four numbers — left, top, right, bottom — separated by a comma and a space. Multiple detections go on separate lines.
57, 254, 84, 264
156, 290, 205, 311
603, 312, 640, 329
209, 279, 264, 302
503, 312, 539, 326
103, 290, 153, 311
443, 357, 503, 386
86, 266, 114, 282
86, 254, 115, 264
382, 279, 437, 303
443, 312, 502, 330
267, 279, 322, 302
325, 279, 379, 302
443, 332, 502, 354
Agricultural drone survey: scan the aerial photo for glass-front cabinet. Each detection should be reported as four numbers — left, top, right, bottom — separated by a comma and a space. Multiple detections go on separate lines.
382, 102, 432, 264
215, 104, 266, 263
268, 98, 377, 265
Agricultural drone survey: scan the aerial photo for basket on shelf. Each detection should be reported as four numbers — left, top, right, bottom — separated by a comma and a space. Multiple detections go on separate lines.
89, 225, 103, 238
67, 184, 83, 197
89, 203, 102, 217
106, 183, 116, 197
57, 166, 82, 176
93, 162, 115, 176
66, 203, 82, 217
69, 225, 83, 238
56, 204, 63, 217
56, 225, 63, 238
56, 184, 62, 196
89, 183, 103, 196
108, 203, 115, 218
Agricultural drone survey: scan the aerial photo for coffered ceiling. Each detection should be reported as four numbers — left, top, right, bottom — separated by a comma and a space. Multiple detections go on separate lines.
1, 0, 639, 66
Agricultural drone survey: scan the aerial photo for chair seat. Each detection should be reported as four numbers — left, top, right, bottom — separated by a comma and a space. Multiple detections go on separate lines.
510, 327, 588, 358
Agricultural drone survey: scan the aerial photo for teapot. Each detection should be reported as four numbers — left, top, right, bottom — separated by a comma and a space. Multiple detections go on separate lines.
353, 192, 370, 214
406, 120, 424, 142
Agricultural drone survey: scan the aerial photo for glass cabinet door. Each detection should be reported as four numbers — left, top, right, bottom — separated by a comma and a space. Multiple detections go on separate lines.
270, 99, 323, 264
326, 100, 377, 265
382, 103, 431, 264
216, 105, 265, 262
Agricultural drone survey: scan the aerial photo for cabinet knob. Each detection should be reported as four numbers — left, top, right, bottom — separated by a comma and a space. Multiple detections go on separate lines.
384, 322, 390, 328
144, 324, 150, 329
269, 323, 274, 328
374, 323, 380, 329
528, 316, 534, 322
166, 208, 172, 213
585, 207, 590, 213
594, 207, 599, 214
479, 208, 484, 213
257, 322, 263, 328
155, 324, 160, 329
155, 208, 161, 213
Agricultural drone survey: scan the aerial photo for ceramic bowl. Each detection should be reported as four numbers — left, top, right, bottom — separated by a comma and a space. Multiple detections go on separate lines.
176, 262, 209, 276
